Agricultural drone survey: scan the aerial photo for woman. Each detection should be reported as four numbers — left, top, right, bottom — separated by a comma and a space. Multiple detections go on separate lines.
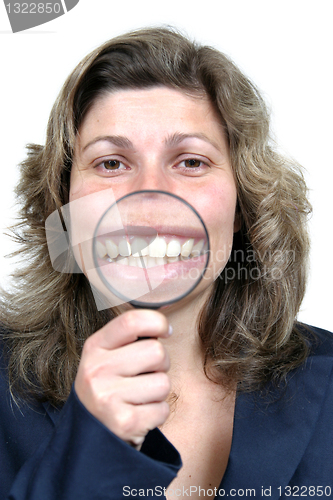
1, 27, 332, 499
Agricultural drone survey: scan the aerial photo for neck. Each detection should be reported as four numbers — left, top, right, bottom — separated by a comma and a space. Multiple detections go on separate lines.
159, 287, 211, 381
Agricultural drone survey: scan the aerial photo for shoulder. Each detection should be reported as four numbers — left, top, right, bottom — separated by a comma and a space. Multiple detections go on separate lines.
238, 322, 333, 414
296, 322, 333, 362
285, 323, 333, 399
225, 324, 333, 489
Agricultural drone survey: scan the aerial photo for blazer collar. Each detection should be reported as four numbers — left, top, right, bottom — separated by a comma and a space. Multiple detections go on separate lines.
42, 400, 63, 426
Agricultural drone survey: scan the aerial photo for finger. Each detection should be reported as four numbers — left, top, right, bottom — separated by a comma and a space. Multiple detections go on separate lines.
97, 338, 170, 377
78, 340, 170, 392
107, 401, 170, 447
128, 402, 171, 449
90, 309, 171, 351
113, 372, 171, 405
127, 401, 170, 432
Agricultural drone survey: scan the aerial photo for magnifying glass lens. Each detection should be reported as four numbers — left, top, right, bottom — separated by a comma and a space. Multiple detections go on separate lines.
93, 191, 210, 308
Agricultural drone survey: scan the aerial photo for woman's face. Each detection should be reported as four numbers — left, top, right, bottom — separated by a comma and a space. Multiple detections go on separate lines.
69, 87, 239, 308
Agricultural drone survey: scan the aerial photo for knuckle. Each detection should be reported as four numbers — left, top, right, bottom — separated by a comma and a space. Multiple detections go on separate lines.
157, 401, 170, 424
76, 357, 96, 388
113, 406, 137, 435
149, 340, 167, 364
120, 310, 139, 332
80, 360, 103, 386
159, 315, 169, 332
100, 389, 120, 409
82, 335, 96, 355
154, 372, 171, 395
79, 366, 93, 389
94, 391, 122, 424
77, 361, 117, 397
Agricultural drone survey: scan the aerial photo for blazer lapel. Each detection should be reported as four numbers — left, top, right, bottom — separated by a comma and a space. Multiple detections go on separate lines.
220, 352, 333, 499
42, 400, 63, 426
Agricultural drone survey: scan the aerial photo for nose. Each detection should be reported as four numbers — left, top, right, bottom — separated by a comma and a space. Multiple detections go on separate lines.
131, 166, 172, 193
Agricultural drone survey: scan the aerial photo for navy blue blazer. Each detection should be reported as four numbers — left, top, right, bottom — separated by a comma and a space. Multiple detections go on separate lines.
1, 324, 332, 499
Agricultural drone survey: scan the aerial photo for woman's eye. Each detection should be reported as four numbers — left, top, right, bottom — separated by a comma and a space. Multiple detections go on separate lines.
102, 160, 122, 170
183, 159, 202, 168
94, 159, 127, 176
178, 158, 208, 170
175, 157, 209, 175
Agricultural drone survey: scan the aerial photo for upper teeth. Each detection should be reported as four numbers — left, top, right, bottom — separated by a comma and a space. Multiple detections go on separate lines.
131, 237, 149, 257
148, 236, 167, 258
95, 236, 204, 262
166, 239, 181, 257
118, 239, 131, 257
105, 239, 118, 259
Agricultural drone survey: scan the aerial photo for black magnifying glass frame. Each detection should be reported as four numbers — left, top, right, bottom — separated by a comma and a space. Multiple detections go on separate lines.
92, 190, 210, 309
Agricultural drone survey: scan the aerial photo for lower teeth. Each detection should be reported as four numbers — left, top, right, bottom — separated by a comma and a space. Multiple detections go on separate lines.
104, 254, 199, 268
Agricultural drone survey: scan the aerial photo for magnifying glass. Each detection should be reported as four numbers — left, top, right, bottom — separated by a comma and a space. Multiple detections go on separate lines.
92, 190, 210, 309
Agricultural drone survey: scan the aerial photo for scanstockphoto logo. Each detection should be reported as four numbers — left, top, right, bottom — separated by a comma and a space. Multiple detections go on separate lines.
4, 0, 79, 33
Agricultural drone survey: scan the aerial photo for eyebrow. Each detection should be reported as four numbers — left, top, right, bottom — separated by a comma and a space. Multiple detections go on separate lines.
82, 135, 135, 152
164, 132, 224, 153
82, 132, 224, 154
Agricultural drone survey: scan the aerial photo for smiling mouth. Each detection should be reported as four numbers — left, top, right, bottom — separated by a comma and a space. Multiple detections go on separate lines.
95, 233, 207, 268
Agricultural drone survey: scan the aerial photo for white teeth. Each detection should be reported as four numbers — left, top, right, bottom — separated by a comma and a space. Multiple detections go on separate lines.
96, 241, 107, 258
167, 256, 180, 263
117, 257, 129, 266
166, 239, 181, 257
148, 236, 167, 258
115, 256, 168, 268
131, 237, 149, 257
181, 238, 194, 257
191, 239, 204, 257
119, 238, 131, 257
101, 235, 205, 264
105, 239, 119, 259
135, 256, 149, 268
147, 256, 157, 268
141, 256, 149, 268
156, 257, 167, 266
128, 256, 138, 267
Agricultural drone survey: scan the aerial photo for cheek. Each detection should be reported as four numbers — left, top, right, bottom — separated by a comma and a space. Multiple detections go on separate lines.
196, 183, 238, 236
196, 184, 238, 278
67, 182, 119, 277
69, 167, 94, 202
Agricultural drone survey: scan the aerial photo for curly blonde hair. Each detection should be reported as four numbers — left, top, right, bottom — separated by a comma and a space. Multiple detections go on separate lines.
0, 27, 312, 404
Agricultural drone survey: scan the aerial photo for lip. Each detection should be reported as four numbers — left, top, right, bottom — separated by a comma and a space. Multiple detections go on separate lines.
95, 224, 207, 241
95, 253, 208, 299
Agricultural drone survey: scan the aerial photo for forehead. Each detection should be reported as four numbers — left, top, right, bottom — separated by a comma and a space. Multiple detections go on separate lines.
76, 87, 226, 143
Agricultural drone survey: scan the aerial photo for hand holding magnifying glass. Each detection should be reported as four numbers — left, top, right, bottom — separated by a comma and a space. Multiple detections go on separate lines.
75, 191, 210, 447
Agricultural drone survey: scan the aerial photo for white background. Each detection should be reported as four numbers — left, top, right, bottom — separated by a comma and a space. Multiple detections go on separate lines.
0, 0, 332, 331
